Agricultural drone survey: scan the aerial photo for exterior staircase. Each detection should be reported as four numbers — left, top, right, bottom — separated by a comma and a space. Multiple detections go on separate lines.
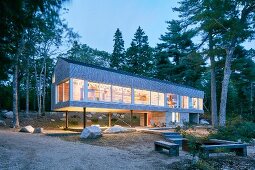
162, 132, 184, 146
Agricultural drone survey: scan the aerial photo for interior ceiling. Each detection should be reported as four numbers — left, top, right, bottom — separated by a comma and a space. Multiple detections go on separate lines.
54, 107, 165, 113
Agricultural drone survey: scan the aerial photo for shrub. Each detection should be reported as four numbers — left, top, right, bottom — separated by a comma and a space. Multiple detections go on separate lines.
209, 119, 255, 142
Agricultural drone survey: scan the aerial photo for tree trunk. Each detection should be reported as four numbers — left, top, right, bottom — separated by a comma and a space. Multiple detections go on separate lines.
13, 57, 19, 128
12, 32, 25, 128
219, 47, 234, 127
208, 32, 218, 128
25, 57, 30, 117
42, 62, 46, 115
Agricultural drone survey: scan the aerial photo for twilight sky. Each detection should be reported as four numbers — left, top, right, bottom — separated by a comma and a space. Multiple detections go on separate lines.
63, 0, 254, 53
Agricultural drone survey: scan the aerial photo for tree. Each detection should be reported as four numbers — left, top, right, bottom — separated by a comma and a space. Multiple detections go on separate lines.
125, 26, 153, 76
174, 0, 255, 126
155, 20, 205, 88
62, 41, 111, 67
110, 28, 125, 70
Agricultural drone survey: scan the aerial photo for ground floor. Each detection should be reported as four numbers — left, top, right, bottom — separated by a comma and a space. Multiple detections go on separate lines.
60, 108, 201, 129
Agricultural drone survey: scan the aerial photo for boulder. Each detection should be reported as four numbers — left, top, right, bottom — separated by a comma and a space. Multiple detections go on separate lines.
34, 128, 44, 133
51, 119, 55, 122
80, 126, 102, 139
86, 114, 92, 118
200, 119, 210, 125
104, 125, 128, 133
0, 120, 6, 126
60, 118, 66, 121
4, 111, 13, 119
20, 125, 34, 133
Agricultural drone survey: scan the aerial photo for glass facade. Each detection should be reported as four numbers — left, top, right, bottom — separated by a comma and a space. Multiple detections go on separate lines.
172, 112, 180, 122
73, 79, 84, 101
181, 96, 189, 109
167, 94, 178, 108
134, 89, 150, 105
57, 80, 69, 102
88, 82, 111, 102
55, 78, 203, 110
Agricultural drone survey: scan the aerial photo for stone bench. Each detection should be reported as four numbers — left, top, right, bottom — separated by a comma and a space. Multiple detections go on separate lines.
200, 139, 247, 158
154, 140, 179, 156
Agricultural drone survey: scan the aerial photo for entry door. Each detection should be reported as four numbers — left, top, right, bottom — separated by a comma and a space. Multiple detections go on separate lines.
144, 113, 147, 126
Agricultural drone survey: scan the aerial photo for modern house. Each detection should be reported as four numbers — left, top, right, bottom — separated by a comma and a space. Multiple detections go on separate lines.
51, 57, 204, 128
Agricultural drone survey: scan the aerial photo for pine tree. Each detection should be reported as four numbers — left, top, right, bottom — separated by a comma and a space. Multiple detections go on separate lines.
110, 28, 125, 70
125, 26, 153, 76
155, 20, 205, 87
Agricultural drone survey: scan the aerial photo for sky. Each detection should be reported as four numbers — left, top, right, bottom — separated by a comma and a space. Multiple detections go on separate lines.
63, 0, 255, 53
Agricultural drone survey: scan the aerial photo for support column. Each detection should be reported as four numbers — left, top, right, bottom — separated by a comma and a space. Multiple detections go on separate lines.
83, 107, 86, 129
65, 111, 68, 129
108, 113, 111, 127
130, 110, 133, 127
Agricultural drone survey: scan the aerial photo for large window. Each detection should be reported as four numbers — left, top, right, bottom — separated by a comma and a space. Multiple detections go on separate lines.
172, 112, 180, 123
199, 98, 203, 110
73, 79, 84, 101
134, 89, 150, 105
181, 96, 189, 109
57, 80, 69, 102
123, 87, 131, 103
192, 98, 198, 109
151, 91, 159, 105
151, 91, 165, 106
112, 86, 131, 103
88, 82, 111, 102
167, 94, 178, 108
112, 85, 123, 102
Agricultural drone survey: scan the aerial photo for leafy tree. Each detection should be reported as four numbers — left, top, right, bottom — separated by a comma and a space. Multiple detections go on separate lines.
63, 41, 111, 67
110, 28, 125, 70
125, 26, 153, 76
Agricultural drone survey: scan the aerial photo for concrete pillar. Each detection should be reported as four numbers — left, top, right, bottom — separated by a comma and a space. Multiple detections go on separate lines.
83, 107, 86, 129
65, 111, 68, 129
130, 110, 133, 127
108, 113, 111, 127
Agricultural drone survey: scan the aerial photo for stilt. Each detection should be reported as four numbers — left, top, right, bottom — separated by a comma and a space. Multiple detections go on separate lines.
83, 107, 86, 129
65, 111, 68, 129
130, 110, 133, 127
108, 113, 111, 127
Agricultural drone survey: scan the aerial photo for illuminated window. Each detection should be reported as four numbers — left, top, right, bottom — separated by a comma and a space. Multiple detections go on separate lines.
151, 91, 165, 106
112, 85, 123, 102
181, 96, 189, 109
73, 79, 84, 101
88, 82, 111, 102
199, 98, 203, 110
167, 94, 178, 108
123, 87, 131, 103
172, 112, 180, 122
57, 80, 69, 102
88, 82, 100, 101
134, 89, 150, 105
151, 91, 159, 105
158, 93, 165, 106
99, 84, 111, 102
192, 98, 198, 109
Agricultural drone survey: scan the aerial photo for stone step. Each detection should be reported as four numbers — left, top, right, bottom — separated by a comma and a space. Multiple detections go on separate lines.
164, 134, 183, 138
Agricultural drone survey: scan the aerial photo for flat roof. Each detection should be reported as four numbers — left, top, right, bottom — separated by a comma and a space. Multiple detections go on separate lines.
59, 57, 202, 91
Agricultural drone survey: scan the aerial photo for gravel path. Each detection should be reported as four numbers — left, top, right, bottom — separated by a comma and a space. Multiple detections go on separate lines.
0, 130, 173, 170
